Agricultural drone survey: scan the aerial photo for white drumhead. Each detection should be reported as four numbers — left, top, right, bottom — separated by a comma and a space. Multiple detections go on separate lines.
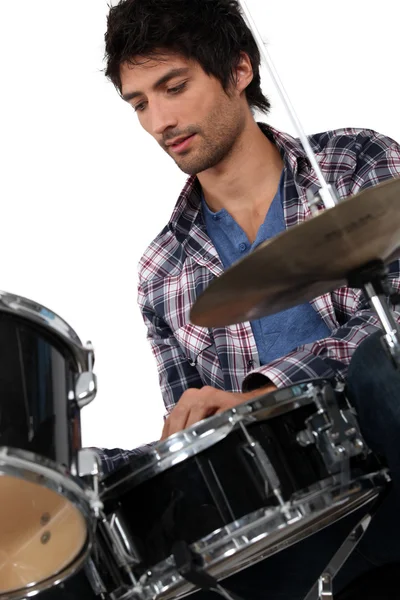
0, 475, 87, 593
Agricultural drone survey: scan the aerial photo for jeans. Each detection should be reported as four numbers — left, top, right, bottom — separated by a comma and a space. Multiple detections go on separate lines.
193, 331, 400, 600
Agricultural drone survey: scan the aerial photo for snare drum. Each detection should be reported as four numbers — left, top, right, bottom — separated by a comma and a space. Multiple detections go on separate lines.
99, 380, 389, 600
0, 291, 97, 598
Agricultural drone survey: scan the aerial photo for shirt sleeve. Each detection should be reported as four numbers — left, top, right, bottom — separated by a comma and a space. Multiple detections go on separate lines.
242, 306, 400, 392
137, 278, 204, 415
95, 443, 157, 477
244, 135, 400, 392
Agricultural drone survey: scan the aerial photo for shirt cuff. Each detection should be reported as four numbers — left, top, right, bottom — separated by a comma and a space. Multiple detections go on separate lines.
242, 348, 337, 392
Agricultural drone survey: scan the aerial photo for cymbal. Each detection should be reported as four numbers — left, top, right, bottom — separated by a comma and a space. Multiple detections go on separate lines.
191, 177, 400, 328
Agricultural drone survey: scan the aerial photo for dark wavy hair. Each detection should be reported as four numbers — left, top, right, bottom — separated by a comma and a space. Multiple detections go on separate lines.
104, 0, 271, 114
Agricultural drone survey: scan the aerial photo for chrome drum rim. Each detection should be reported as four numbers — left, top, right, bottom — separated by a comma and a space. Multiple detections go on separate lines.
0, 447, 94, 600
128, 470, 389, 600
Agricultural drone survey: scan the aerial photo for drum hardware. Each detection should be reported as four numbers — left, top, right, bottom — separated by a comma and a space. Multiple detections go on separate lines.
347, 260, 400, 368
77, 448, 104, 517
75, 341, 98, 408
171, 540, 245, 600
306, 187, 339, 217
238, 0, 339, 212
101, 511, 142, 572
77, 449, 141, 587
317, 574, 333, 600
238, 420, 287, 510
304, 506, 380, 600
296, 386, 366, 474
94, 514, 140, 599
83, 557, 109, 600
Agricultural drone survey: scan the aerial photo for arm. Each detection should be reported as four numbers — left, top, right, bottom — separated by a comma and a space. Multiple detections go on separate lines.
137, 279, 205, 414
243, 305, 400, 392
95, 278, 204, 475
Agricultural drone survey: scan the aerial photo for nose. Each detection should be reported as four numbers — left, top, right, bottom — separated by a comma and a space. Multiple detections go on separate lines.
150, 99, 178, 138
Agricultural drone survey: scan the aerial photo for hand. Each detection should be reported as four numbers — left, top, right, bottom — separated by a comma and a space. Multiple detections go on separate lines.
160, 384, 276, 440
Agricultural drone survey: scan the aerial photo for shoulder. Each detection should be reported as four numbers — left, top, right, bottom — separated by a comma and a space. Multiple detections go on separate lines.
309, 127, 400, 162
138, 224, 184, 285
308, 128, 400, 191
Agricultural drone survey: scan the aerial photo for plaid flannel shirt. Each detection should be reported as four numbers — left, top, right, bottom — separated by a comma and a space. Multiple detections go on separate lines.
99, 124, 400, 475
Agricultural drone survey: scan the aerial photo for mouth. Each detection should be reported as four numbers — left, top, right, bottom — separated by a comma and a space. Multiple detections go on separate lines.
168, 134, 196, 154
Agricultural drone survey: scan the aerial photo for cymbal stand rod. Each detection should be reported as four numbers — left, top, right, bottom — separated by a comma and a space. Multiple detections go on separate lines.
347, 261, 400, 368
364, 283, 400, 367
238, 0, 339, 211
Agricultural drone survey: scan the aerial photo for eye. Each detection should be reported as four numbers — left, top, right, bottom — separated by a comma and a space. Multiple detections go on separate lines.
133, 102, 147, 113
168, 82, 187, 94
133, 82, 187, 113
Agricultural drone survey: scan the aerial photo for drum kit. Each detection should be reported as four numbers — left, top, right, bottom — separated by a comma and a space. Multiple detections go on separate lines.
1, 1, 400, 600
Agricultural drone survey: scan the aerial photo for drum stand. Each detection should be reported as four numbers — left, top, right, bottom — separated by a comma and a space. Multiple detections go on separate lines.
303, 510, 372, 600
172, 500, 384, 600
172, 540, 247, 600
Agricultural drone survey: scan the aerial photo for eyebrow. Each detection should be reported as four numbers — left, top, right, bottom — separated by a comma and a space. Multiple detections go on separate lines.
122, 67, 190, 102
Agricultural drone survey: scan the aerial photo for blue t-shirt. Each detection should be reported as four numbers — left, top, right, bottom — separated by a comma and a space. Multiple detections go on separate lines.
201, 172, 331, 365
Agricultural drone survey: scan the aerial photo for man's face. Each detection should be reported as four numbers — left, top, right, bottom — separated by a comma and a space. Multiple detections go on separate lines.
120, 53, 248, 175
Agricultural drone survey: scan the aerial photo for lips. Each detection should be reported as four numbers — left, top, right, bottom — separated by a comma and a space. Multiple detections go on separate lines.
167, 135, 192, 147
168, 134, 196, 154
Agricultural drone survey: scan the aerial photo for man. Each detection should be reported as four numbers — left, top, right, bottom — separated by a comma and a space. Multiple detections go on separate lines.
98, 0, 400, 598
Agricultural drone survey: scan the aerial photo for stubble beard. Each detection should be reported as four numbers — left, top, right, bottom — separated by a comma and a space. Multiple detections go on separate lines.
170, 102, 246, 176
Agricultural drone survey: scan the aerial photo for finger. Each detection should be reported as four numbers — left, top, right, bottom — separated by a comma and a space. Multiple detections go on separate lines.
161, 407, 190, 440
185, 401, 217, 429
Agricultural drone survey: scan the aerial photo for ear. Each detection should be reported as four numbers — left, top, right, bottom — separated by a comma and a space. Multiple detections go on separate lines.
234, 51, 254, 94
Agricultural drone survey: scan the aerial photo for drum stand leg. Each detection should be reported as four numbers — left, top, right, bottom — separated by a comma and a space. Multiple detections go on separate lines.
172, 541, 247, 600
303, 511, 373, 600
173, 513, 370, 600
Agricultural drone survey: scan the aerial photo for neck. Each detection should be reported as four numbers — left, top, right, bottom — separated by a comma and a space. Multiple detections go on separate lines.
198, 119, 284, 243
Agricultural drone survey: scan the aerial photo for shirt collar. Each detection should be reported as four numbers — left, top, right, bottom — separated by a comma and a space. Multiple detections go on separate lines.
168, 123, 311, 237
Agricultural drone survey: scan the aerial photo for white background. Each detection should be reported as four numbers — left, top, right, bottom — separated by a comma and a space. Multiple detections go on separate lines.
0, 1, 399, 450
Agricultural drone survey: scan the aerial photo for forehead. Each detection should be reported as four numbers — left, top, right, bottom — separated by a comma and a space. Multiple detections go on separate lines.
120, 52, 196, 92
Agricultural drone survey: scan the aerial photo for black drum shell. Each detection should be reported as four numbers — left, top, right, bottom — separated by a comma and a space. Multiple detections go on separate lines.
0, 311, 82, 468
102, 398, 369, 576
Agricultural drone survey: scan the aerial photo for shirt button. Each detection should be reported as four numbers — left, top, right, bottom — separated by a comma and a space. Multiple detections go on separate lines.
212, 215, 219, 221
247, 359, 255, 368
239, 242, 247, 252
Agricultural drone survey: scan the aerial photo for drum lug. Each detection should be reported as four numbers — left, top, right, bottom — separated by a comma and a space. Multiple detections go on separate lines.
77, 448, 104, 517
76, 371, 97, 408
75, 342, 97, 408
